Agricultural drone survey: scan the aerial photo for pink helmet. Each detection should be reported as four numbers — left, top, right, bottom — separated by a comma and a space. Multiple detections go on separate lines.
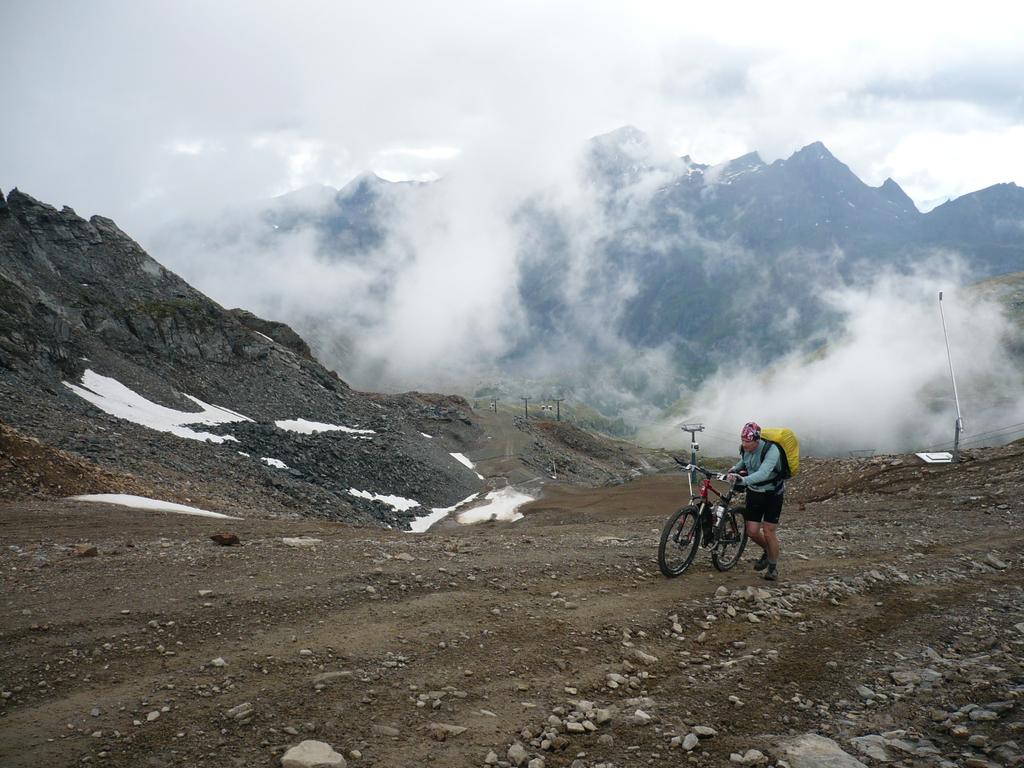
741, 422, 761, 442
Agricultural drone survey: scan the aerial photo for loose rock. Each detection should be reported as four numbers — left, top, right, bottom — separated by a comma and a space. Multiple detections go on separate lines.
280, 739, 347, 768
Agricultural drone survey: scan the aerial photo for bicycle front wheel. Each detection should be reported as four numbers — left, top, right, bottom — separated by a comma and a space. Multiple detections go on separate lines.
658, 505, 702, 577
712, 508, 749, 571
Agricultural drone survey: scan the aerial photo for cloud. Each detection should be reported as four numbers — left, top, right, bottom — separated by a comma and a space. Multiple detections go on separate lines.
356, 177, 527, 383
149, 167, 535, 391
2, 1, 1024, 239
376, 146, 462, 161
877, 126, 1024, 211
641, 260, 1024, 455
168, 140, 212, 156
369, 146, 462, 182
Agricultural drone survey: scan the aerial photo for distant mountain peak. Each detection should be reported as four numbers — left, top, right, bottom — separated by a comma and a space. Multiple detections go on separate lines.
705, 151, 765, 185
878, 177, 918, 211
789, 141, 840, 163
725, 151, 765, 169
336, 172, 393, 204
584, 126, 664, 184
778, 140, 860, 186
342, 171, 388, 190
590, 125, 650, 146
272, 184, 340, 209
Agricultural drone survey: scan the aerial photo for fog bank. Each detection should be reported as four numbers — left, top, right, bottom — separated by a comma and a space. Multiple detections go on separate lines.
642, 265, 1024, 456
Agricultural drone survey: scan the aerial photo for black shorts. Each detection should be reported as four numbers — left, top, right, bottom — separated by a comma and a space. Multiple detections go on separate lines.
743, 487, 784, 525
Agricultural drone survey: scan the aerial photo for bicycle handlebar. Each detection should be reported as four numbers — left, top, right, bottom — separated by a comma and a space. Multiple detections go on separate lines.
672, 456, 731, 483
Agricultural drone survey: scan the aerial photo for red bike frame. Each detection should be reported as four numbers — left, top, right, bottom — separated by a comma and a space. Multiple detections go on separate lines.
691, 476, 728, 504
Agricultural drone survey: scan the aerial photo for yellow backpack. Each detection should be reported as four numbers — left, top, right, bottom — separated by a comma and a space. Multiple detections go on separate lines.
758, 427, 800, 479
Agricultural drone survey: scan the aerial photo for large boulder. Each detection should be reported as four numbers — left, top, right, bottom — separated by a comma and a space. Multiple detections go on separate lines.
280, 739, 346, 768
778, 734, 868, 768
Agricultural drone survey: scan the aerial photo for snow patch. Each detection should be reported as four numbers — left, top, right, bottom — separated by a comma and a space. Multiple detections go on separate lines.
348, 488, 420, 512
276, 418, 376, 435
408, 492, 480, 533
450, 452, 484, 478
71, 494, 240, 519
261, 457, 289, 469
457, 488, 534, 525
63, 369, 249, 443
450, 452, 474, 469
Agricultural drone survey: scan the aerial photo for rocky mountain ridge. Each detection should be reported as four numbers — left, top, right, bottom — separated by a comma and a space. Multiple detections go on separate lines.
148, 130, 1024, 413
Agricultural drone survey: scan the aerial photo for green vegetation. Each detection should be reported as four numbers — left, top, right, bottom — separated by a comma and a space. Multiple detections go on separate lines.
566, 402, 634, 438
969, 271, 1024, 362
969, 271, 1024, 323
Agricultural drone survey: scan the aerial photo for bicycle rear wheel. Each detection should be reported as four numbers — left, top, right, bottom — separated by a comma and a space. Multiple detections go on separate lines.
712, 508, 748, 571
658, 505, 702, 577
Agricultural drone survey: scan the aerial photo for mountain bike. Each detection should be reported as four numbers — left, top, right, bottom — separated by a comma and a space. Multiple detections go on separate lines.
658, 458, 749, 577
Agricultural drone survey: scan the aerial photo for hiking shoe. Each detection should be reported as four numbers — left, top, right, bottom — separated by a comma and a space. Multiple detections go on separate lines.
753, 551, 770, 571
763, 566, 779, 581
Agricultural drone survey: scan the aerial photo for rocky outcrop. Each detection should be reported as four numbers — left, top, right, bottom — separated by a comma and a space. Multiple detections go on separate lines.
0, 422, 149, 501
0, 188, 236, 375
227, 308, 314, 360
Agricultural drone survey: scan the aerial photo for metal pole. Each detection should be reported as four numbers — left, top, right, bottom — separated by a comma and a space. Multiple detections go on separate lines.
938, 291, 964, 463
521, 397, 529, 419
552, 398, 564, 421
681, 423, 704, 483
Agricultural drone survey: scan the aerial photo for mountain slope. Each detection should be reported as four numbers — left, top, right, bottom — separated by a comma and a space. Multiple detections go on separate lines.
924, 183, 1024, 274
0, 188, 485, 526
969, 270, 1024, 360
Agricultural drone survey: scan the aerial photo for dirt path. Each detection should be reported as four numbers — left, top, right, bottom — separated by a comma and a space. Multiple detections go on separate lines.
1, 454, 1022, 768
467, 410, 550, 492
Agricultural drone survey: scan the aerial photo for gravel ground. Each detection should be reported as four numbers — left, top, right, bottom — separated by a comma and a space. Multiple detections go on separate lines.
2, 444, 1022, 768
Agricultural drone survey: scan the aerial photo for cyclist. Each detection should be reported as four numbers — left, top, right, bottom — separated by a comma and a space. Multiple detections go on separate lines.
726, 422, 784, 581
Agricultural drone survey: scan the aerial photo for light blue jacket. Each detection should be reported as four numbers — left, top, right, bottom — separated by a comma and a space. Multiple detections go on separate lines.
730, 440, 784, 494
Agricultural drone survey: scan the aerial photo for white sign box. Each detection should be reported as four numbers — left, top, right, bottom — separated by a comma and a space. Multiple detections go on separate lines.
915, 452, 953, 464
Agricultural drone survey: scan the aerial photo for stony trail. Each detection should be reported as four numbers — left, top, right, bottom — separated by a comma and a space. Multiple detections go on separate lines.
1, 447, 1022, 768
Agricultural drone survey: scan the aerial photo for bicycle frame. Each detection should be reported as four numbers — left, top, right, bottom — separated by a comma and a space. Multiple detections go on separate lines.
688, 475, 729, 504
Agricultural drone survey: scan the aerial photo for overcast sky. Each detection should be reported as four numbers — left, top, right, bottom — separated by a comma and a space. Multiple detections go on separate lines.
3, 0, 1023, 238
